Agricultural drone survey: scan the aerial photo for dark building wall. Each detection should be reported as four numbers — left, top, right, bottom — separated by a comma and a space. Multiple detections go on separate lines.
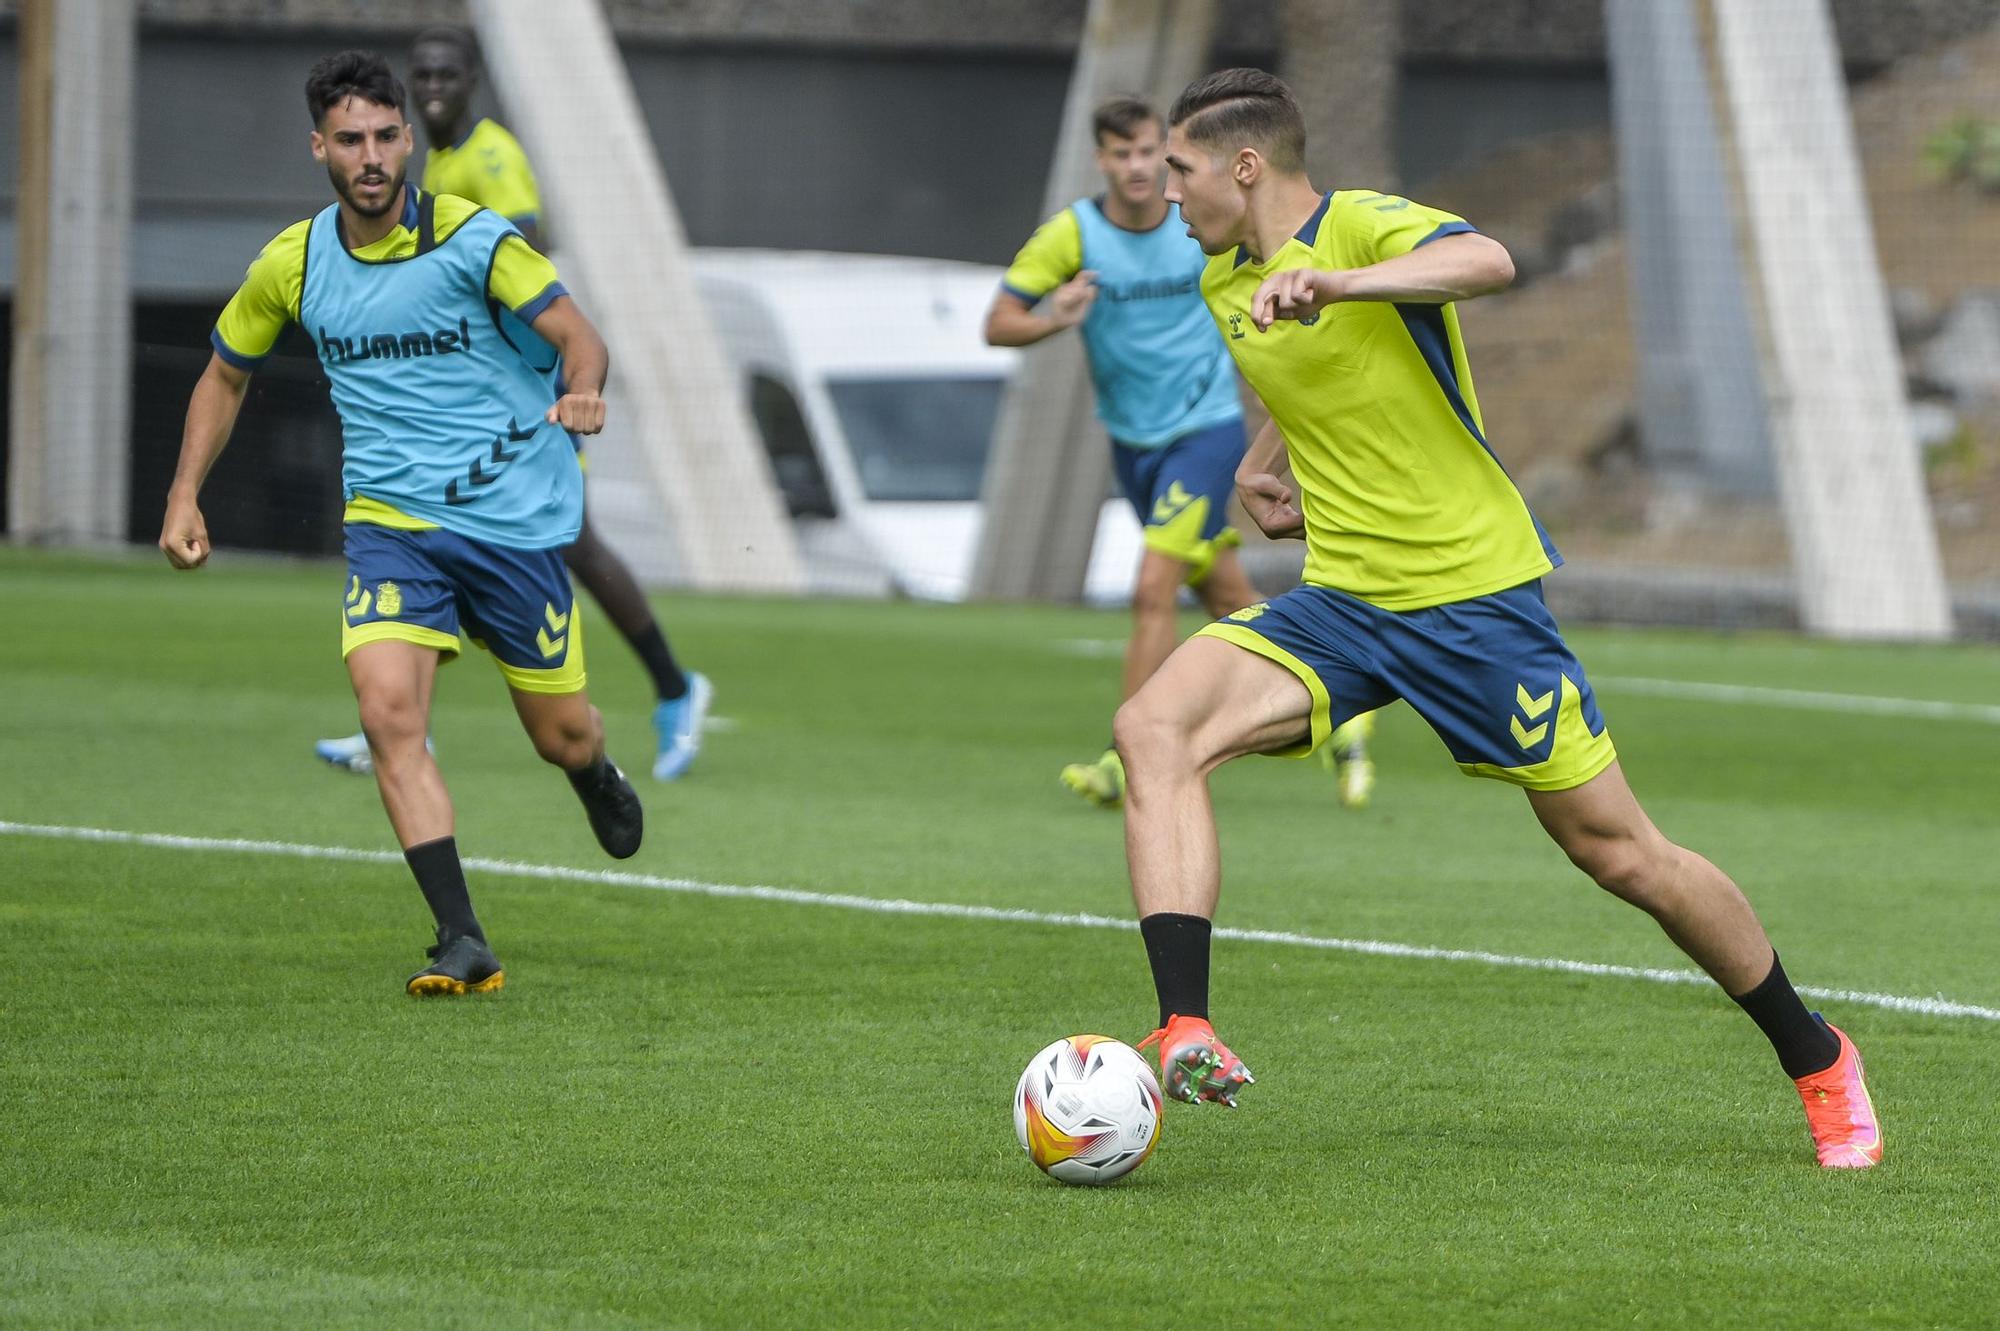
0, 31, 1073, 287
10, 0, 1990, 66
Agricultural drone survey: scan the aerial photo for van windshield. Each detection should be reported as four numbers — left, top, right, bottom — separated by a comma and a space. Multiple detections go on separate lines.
827, 376, 1004, 502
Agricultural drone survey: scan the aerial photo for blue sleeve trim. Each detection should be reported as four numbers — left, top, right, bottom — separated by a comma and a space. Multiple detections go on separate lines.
513, 280, 568, 324
1414, 221, 1480, 248
209, 328, 267, 371
1000, 282, 1046, 308
506, 212, 539, 230
1396, 303, 1484, 449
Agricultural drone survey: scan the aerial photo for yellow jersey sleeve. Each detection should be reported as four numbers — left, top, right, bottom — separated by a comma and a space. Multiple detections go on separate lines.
210, 220, 311, 369
422, 192, 565, 319
421, 119, 542, 225
489, 234, 567, 321
1330, 191, 1480, 266
1000, 207, 1083, 305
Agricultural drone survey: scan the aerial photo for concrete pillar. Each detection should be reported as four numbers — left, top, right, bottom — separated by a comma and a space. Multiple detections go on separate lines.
1607, 0, 1777, 497
467, 0, 803, 593
1711, 0, 1952, 638
8, 0, 135, 544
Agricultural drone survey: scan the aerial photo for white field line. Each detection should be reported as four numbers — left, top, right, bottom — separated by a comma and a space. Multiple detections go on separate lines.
1056, 639, 2000, 726
5, 819, 1996, 1024
1598, 676, 2000, 725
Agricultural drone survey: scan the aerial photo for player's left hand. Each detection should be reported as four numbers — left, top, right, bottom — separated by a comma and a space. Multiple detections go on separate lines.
547, 393, 606, 435
1238, 471, 1305, 540
1251, 268, 1344, 331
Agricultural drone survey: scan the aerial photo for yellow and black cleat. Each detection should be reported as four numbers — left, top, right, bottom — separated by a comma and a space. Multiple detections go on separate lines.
1059, 748, 1127, 810
406, 933, 506, 997
1322, 710, 1378, 810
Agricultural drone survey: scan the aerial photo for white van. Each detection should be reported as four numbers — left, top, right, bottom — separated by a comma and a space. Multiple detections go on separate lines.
683, 249, 1144, 603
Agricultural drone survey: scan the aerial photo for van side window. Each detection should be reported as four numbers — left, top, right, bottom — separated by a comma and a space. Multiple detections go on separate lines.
749, 374, 836, 518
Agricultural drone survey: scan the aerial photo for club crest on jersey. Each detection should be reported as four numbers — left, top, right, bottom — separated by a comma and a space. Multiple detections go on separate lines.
318, 316, 473, 363
1227, 312, 1246, 339
1298, 312, 1321, 326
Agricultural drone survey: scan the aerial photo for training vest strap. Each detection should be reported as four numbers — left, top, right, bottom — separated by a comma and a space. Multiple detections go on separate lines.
415, 190, 440, 256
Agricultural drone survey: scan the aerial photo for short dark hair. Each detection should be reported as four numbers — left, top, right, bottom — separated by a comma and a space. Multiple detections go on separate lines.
410, 25, 480, 69
304, 50, 407, 127
1092, 95, 1163, 145
1167, 68, 1306, 173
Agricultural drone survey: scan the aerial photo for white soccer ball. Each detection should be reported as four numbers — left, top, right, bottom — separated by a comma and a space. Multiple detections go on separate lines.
1014, 1035, 1163, 1185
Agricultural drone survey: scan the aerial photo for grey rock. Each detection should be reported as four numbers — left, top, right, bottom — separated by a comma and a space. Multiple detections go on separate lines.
1919, 291, 2000, 408
1906, 398, 1962, 451
1890, 286, 1944, 346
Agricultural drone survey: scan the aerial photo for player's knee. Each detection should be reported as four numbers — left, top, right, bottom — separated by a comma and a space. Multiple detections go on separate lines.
1131, 573, 1182, 622
356, 691, 425, 754
1567, 831, 1665, 905
1196, 575, 1251, 619
1113, 693, 1193, 773
527, 703, 599, 768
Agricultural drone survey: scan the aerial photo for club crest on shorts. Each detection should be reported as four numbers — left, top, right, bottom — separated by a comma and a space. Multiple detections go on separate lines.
375, 581, 403, 618
1227, 602, 1268, 623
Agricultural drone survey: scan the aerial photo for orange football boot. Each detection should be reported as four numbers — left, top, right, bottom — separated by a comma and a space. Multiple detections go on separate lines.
1138, 1013, 1254, 1108
1793, 1021, 1882, 1169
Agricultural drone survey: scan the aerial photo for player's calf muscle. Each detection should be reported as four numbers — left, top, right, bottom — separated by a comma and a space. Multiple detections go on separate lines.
516, 693, 601, 768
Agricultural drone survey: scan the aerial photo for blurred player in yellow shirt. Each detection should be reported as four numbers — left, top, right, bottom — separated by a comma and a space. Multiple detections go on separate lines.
315, 26, 712, 783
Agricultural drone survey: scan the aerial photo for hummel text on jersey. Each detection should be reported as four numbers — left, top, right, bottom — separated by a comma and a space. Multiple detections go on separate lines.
319, 316, 474, 363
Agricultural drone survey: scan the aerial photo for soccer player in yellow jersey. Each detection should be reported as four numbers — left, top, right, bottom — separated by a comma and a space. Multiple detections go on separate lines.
1120, 70, 1879, 1169
162, 51, 644, 995
315, 27, 712, 783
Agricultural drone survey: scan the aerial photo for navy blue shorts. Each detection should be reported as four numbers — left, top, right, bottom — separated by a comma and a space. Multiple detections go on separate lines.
1111, 418, 1246, 583
1198, 580, 1617, 791
341, 522, 586, 694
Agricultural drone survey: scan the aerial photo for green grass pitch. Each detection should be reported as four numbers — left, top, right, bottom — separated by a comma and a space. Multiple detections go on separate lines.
2, 548, 1996, 1328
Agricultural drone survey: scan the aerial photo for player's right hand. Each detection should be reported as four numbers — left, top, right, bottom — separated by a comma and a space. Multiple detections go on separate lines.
159, 493, 211, 569
547, 392, 606, 435
1251, 268, 1342, 330
1238, 472, 1305, 540
1048, 270, 1099, 328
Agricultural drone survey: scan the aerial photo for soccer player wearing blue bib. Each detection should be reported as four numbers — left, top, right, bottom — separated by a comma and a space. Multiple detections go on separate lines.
1119, 70, 1879, 1169
314, 27, 713, 783
987, 96, 1377, 813
159, 52, 646, 997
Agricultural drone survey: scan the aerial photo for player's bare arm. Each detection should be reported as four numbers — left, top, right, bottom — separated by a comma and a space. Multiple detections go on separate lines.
1234, 415, 1304, 540
1250, 233, 1515, 330
982, 271, 1098, 347
159, 353, 253, 569
529, 295, 610, 435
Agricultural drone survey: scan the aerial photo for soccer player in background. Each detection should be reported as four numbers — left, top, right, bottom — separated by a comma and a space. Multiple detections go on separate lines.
313, 25, 712, 783
985, 95, 1377, 813
1120, 68, 1880, 1169
162, 51, 645, 995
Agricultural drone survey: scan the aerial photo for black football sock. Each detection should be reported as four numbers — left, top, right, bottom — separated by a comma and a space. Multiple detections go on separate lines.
405, 836, 483, 943
566, 755, 619, 798
1731, 951, 1841, 1078
1140, 912, 1212, 1028
629, 622, 689, 702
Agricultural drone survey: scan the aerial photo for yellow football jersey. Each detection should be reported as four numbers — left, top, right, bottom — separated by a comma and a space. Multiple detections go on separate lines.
1202, 190, 1557, 610
421, 118, 542, 226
